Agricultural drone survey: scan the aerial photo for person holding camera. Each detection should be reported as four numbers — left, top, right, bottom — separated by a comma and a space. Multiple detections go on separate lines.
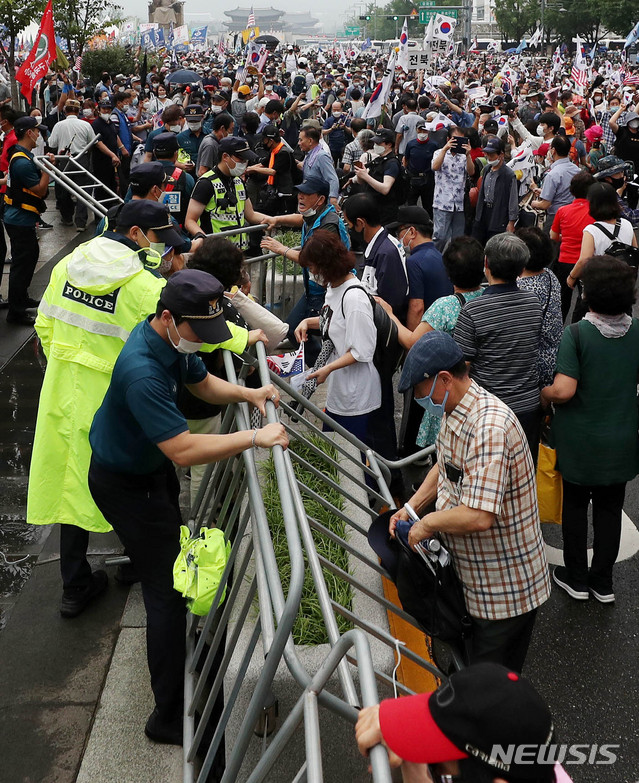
471, 137, 519, 244
431, 126, 475, 251
322, 101, 350, 166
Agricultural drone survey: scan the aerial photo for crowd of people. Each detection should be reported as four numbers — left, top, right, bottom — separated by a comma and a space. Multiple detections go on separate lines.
3, 38, 639, 775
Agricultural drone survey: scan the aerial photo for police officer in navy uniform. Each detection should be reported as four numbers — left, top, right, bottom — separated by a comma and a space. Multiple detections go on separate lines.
151, 132, 195, 229
177, 104, 206, 164
4, 116, 54, 326
88, 269, 288, 744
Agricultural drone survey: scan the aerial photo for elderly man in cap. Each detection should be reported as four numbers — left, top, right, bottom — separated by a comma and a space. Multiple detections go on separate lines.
260, 175, 351, 364
3, 116, 54, 325
356, 662, 571, 783
88, 268, 288, 744
47, 97, 98, 230
472, 137, 519, 244
27, 201, 187, 618
390, 331, 550, 671
298, 123, 340, 205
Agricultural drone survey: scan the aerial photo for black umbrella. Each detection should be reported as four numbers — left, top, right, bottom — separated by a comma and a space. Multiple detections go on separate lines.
254, 34, 279, 51
165, 69, 201, 84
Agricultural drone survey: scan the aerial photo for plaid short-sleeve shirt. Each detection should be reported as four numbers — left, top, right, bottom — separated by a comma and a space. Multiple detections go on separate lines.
436, 381, 551, 621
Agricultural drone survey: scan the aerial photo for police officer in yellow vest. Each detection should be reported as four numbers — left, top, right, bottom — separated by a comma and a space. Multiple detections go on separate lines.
4, 116, 54, 326
28, 200, 251, 618
184, 136, 273, 249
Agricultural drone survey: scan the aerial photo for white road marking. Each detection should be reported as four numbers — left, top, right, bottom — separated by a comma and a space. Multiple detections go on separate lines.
545, 511, 639, 566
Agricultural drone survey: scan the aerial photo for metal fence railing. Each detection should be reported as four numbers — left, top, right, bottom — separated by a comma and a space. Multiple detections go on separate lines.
182, 340, 450, 783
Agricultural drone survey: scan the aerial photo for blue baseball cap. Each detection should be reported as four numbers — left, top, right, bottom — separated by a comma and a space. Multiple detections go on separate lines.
295, 175, 330, 196
159, 269, 232, 344
398, 332, 464, 393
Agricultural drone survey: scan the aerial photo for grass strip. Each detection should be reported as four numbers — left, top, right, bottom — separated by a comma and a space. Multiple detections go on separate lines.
262, 433, 353, 645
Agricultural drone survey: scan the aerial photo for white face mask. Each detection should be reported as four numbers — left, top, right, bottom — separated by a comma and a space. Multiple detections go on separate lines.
82, 108, 93, 118
417, 132, 429, 141
373, 143, 386, 155
332, 111, 342, 117
485, 157, 500, 167
100, 112, 111, 121
536, 124, 546, 136
210, 105, 222, 114
167, 316, 201, 354
168, 124, 182, 133
629, 120, 639, 130
298, 196, 321, 218
228, 160, 247, 176
187, 120, 202, 131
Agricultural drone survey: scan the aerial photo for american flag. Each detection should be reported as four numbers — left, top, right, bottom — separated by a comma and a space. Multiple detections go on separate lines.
571, 37, 588, 90
624, 74, 639, 85
247, 7, 255, 27
73, 55, 82, 73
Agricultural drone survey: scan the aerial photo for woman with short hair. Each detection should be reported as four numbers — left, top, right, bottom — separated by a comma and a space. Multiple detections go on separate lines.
294, 230, 380, 444
542, 255, 639, 604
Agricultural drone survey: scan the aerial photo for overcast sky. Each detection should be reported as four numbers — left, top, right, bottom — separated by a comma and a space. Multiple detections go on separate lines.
123, 1, 352, 36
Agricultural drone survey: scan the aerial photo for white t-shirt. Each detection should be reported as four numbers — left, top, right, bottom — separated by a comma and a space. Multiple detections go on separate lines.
584, 218, 635, 255
323, 277, 381, 417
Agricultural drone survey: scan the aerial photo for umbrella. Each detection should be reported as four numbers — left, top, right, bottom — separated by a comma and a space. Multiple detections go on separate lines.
254, 34, 279, 51
165, 69, 201, 84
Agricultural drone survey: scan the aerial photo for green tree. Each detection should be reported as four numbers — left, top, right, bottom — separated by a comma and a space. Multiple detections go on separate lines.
493, 0, 538, 44
81, 44, 134, 83
599, 0, 637, 37
544, 0, 602, 46
0, 0, 47, 106
53, 0, 124, 57
347, 0, 434, 41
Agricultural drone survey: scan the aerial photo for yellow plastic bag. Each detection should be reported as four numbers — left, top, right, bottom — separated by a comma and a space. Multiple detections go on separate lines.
537, 443, 563, 524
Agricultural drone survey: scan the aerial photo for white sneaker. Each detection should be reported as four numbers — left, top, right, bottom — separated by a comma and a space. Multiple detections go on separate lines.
589, 587, 615, 604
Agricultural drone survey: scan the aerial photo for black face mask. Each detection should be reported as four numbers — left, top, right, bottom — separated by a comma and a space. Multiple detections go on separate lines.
609, 176, 625, 188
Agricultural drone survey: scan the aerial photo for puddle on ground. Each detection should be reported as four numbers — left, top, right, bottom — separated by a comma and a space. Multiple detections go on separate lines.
0, 338, 47, 626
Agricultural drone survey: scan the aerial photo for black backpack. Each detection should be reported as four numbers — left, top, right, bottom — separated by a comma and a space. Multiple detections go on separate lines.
292, 74, 306, 96
593, 221, 639, 269
366, 153, 408, 205
340, 284, 404, 381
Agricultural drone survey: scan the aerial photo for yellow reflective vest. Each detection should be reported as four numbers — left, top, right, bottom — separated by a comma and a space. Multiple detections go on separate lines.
200, 170, 248, 249
28, 235, 248, 533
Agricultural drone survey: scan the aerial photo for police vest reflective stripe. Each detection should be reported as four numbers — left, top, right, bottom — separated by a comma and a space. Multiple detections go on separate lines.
4, 151, 46, 215
39, 300, 132, 343
201, 171, 247, 247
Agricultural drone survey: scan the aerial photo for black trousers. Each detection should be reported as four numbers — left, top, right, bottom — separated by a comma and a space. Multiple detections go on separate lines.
56, 154, 91, 227
515, 407, 543, 470
89, 457, 186, 719
553, 261, 576, 322
406, 173, 434, 216
368, 378, 403, 497
561, 480, 626, 592
5, 223, 38, 316
60, 525, 92, 591
470, 608, 538, 673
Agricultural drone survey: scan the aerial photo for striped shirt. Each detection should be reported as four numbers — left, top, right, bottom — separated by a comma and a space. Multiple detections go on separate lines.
436, 381, 551, 620
454, 282, 542, 415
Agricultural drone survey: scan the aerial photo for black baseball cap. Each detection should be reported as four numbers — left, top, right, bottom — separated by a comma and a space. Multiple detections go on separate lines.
371, 128, 395, 144
116, 201, 183, 248
396, 205, 433, 231
14, 116, 48, 134
152, 132, 179, 153
398, 332, 463, 393
262, 124, 281, 139
219, 136, 258, 162
128, 162, 169, 190
379, 662, 555, 780
159, 269, 232, 344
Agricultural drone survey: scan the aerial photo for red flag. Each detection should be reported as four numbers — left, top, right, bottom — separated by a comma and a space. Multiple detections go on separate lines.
16, 0, 56, 102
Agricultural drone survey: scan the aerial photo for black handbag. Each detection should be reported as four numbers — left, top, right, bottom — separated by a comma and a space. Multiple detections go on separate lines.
368, 511, 472, 658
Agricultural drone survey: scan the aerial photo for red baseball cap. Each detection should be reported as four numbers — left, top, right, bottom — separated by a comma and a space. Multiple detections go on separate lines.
378, 663, 555, 780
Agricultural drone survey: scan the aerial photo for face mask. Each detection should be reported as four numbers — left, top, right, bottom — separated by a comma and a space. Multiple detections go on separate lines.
228, 160, 248, 176
332, 111, 342, 117
82, 108, 93, 118
536, 124, 545, 136
400, 229, 412, 254
118, 86, 125, 93
210, 105, 222, 114
158, 92, 167, 99
167, 316, 201, 354
373, 143, 386, 155
100, 112, 110, 121
393, 89, 400, 95
417, 132, 429, 142
168, 124, 182, 133
187, 120, 202, 131
485, 157, 500, 167
629, 121, 639, 130
610, 176, 625, 188
299, 196, 321, 218
32, 115, 42, 122
415, 374, 449, 418
143, 101, 151, 110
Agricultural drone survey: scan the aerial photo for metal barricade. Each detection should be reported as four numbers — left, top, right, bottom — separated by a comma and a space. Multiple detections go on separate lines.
183, 341, 449, 783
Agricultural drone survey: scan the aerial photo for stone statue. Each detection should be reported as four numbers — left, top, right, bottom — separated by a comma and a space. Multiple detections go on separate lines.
148, 0, 184, 29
